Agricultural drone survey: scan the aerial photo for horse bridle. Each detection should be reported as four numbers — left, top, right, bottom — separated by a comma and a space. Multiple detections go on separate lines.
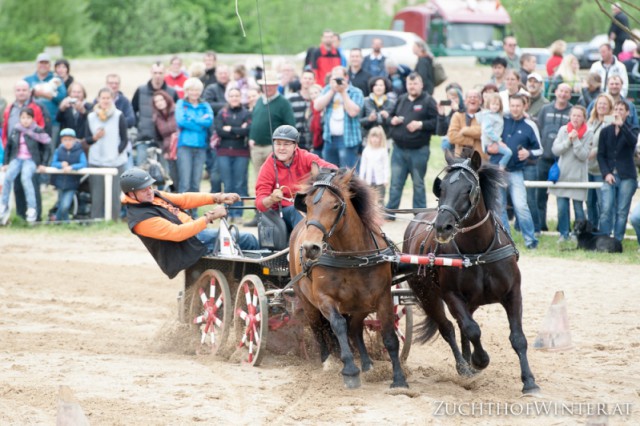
304, 172, 347, 240
436, 160, 482, 232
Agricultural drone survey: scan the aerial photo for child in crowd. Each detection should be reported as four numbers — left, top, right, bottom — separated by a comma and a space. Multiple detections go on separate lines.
358, 126, 389, 206
51, 128, 87, 222
0, 107, 51, 225
480, 93, 512, 170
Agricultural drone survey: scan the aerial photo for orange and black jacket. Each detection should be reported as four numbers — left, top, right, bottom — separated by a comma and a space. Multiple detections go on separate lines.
123, 191, 216, 278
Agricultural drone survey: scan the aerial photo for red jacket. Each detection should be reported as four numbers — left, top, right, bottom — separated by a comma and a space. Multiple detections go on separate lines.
2, 101, 45, 147
164, 73, 188, 99
255, 148, 335, 212
312, 45, 342, 86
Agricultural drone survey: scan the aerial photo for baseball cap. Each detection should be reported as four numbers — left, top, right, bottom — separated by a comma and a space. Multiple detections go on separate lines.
527, 72, 543, 83
60, 128, 77, 138
36, 52, 51, 63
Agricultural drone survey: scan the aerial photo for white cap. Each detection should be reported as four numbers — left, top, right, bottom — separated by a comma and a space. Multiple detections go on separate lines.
527, 72, 543, 83
36, 52, 51, 63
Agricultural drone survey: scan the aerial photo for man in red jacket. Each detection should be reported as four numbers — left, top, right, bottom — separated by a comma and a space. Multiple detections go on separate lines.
255, 125, 336, 232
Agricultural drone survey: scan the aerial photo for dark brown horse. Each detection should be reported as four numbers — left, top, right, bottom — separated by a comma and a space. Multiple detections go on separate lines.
402, 152, 539, 394
290, 166, 407, 389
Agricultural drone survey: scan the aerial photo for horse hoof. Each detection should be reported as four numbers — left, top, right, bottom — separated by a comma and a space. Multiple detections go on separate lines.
362, 362, 373, 373
456, 364, 478, 378
522, 384, 541, 395
471, 352, 490, 370
343, 374, 361, 389
390, 380, 409, 389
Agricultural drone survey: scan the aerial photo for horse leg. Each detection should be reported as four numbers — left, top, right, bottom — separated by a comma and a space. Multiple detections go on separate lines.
299, 296, 332, 363
378, 299, 409, 388
460, 334, 471, 364
424, 294, 476, 377
444, 295, 490, 371
501, 291, 540, 394
349, 313, 373, 373
327, 307, 361, 389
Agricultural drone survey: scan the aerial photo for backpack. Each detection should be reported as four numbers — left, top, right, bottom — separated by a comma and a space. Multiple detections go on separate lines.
433, 60, 447, 87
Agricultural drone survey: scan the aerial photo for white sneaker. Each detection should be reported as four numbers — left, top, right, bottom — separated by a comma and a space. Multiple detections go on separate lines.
0, 205, 9, 226
26, 208, 37, 223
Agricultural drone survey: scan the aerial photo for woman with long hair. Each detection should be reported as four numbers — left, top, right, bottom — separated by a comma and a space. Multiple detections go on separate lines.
548, 54, 581, 96
152, 90, 178, 190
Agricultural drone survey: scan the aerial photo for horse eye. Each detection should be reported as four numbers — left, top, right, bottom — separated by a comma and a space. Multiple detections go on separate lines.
332, 203, 340, 211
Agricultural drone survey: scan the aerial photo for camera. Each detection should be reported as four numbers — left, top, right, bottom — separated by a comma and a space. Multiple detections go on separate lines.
334, 77, 344, 85
439, 99, 452, 106
69, 98, 78, 104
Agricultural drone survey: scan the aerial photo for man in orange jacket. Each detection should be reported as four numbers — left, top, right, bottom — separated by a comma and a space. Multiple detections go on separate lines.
121, 168, 258, 278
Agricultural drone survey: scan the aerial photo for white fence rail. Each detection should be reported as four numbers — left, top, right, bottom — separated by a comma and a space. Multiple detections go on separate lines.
524, 181, 640, 189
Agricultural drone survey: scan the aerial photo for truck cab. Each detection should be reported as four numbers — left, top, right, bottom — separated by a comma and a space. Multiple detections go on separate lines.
391, 0, 510, 63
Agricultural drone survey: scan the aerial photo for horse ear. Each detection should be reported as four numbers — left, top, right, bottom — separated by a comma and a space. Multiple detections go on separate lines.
444, 149, 455, 165
470, 150, 482, 171
433, 177, 442, 198
310, 162, 320, 177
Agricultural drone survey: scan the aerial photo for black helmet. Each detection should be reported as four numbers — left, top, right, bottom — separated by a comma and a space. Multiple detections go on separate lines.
120, 168, 155, 193
272, 125, 299, 143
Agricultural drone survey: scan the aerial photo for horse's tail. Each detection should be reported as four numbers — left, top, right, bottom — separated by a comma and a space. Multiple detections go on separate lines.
415, 315, 439, 344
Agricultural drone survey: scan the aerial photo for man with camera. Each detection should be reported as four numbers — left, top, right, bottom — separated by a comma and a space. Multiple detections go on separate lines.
313, 66, 364, 168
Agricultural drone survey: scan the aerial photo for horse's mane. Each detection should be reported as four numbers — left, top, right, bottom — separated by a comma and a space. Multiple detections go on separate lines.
477, 163, 504, 213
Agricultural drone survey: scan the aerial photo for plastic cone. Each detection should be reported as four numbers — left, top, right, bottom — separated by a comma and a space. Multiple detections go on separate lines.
533, 291, 572, 350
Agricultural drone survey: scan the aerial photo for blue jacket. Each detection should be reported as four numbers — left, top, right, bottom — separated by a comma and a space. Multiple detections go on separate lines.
51, 141, 87, 190
24, 71, 67, 125
175, 99, 213, 149
494, 115, 543, 172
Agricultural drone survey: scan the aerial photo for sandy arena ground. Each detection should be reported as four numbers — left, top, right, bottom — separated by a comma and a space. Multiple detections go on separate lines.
1, 56, 639, 425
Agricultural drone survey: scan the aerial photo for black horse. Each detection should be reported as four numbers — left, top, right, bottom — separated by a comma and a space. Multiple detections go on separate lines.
402, 152, 540, 394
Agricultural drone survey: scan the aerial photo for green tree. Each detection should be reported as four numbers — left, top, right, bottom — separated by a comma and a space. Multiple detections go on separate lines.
0, 0, 94, 61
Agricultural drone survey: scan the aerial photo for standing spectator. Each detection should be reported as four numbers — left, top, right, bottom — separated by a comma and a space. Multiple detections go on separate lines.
479, 93, 510, 168
536, 83, 572, 231
436, 84, 465, 152
609, 3, 630, 56
188, 62, 206, 80
491, 94, 541, 249
362, 38, 387, 78
448, 89, 484, 159
226, 64, 252, 107
589, 44, 629, 97
413, 40, 435, 95
2, 80, 48, 222
502, 36, 520, 70
277, 61, 298, 97
518, 53, 537, 85
577, 73, 603, 108
203, 65, 231, 114
499, 69, 523, 114
546, 40, 566, 77
247, 87, 260, 112
24, 52, 66, 144
165, 56, 189, 99
347, 49, 371, 97
385, 73, 437, 215
587, 76, 638, 128
50, 128, 87, 222
85, 88, 128, 220
550, 106, 592, 243
360, 77, 395, 138
286, 69, 315, 151
131, 62, 178, 166
200, 51, 218, 88
623, 44, 640, 102
586, 93, 615, 229
215, 88, 251, 224
313, 66, 364, 168
525, 73, 549, 118
332, 32, 348, 67
548, 54, 582, 96
309, 30, 343, 86
175, 78, 213, 201
359, 126, 390, 206
597, 100, 639, 241
56, 82, 92, 140
151, 90, 178, 190
385, 58, 411, 97
0, 107, 51, 225
106, 74, 136, 129
54, 59, 74, 90
488, 57, 508, 91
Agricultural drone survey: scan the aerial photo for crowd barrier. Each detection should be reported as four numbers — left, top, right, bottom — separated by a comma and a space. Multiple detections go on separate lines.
524, 180, 640, 189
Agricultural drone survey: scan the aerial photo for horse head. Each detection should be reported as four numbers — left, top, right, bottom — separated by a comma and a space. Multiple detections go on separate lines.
432, 150, 483, 244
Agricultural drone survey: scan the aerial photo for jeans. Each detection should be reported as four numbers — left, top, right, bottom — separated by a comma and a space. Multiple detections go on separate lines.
629, 203, 640, 247
196, 227, 259, 253
440, 137, 452, 152
586, 173, 603, 229
177, 146, 207, 194
495, 144, 513, 169
2, 159, 36, 211
322, 135, 358, 169
500, 170, 538, 248
386, 145, 430, 210
56, 189, 76, 222
280, 205, 303, 233
599, 176, 637, 241
536, 157, 554, 230
556, 197, 585, 238
205, 147, 222, 193
217, 155, 249, 218
134, 140, 156, 166
14, 173, 42, 221
523, 164, 540, 233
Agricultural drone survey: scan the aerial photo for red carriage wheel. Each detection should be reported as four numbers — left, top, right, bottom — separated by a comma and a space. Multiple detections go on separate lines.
188, 270, 232, 355
233, 275, 268, 366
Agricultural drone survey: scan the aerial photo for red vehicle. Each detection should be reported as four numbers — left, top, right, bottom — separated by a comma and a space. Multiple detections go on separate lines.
391, 0, 511, 63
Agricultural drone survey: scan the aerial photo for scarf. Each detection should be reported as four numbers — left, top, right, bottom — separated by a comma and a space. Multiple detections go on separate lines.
95, 104, 116, 122
567, 121, 587, 139
370, 93, 387, 109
